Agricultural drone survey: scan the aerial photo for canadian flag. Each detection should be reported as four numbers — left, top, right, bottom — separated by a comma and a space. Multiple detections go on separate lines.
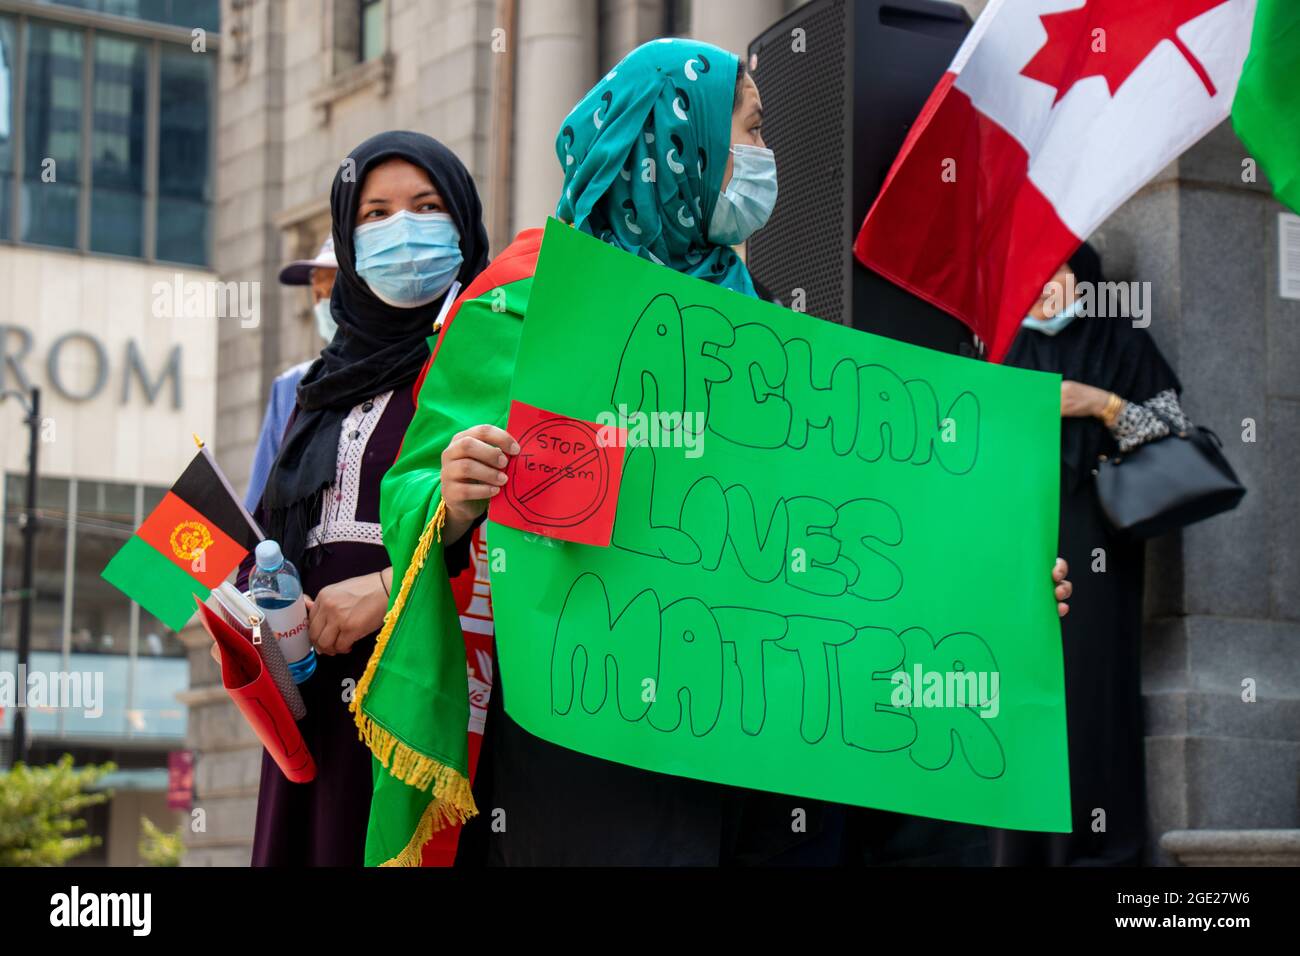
854, 0, 1257, 362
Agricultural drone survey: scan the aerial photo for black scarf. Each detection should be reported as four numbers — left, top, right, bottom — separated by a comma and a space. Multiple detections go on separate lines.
1003, 243, 1181, 494
263, 131, 490, 567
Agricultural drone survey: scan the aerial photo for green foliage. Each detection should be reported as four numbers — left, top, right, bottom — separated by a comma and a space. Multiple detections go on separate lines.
138, 816, 184, 867
0, 755, 115, 866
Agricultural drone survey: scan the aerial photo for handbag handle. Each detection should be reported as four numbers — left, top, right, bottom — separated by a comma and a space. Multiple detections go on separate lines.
1143, 401, 1228, 449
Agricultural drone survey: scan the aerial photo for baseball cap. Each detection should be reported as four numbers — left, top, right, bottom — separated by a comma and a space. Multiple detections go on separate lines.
278, 235, 338, 286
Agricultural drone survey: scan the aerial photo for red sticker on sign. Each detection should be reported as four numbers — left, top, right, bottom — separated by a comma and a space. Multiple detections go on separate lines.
488, 400, 627, 547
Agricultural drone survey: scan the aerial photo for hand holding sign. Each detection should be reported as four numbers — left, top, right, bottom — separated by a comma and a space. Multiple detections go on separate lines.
488, 400, 627, 547
440, 422, 520, 544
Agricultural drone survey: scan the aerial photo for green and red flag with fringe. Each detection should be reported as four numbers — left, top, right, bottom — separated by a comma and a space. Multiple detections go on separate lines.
354, 229, 542, 866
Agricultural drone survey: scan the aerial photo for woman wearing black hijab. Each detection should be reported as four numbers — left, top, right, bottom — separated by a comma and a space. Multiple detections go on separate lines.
238, 131, 489, 867
994, 244, 1189, 866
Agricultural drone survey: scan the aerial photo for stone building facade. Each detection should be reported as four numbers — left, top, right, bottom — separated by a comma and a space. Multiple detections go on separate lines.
185, 0, 1298, 865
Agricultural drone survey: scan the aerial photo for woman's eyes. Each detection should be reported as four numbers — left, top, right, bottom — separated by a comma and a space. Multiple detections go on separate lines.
359, 198, 443, 221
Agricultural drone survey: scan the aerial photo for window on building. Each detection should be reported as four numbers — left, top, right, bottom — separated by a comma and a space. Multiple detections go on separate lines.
70, 479, 138, 665
359, 0, 387, 63
1, 474, 70, 657
0, 17, 15, 241
157, 43, 211, 266
21, 22, 83, 249
91, 34, 148, 256
0, 473, 188, 742
31, 1, 220, 34
2, 9, 216, 265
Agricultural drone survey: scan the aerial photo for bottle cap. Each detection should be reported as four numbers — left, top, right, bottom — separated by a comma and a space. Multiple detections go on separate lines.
254, 540, 285, 572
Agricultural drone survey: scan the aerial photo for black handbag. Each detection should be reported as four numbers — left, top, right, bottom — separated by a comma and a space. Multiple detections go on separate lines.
1094, 408, 1246, 538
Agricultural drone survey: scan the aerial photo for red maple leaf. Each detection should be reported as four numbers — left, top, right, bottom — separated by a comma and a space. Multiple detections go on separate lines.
1021, 0, 1228, 105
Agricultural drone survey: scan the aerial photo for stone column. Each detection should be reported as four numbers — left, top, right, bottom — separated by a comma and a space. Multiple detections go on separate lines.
601, 0, 662, 69
689, 0, 789, 61
190, 0, 289, 866
510, 0, 598, 235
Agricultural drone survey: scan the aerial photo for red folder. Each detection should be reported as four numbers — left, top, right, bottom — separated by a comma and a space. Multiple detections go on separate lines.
193, 596, 316, 783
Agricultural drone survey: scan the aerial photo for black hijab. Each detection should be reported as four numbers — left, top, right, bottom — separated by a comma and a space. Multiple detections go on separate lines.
263, 131, 490, 567
1003, 243, 1181, 493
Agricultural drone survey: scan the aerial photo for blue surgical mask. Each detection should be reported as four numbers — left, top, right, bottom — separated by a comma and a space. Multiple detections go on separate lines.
1023, 298, 1082, 336
353, 210, 463, 308
313, 299, 338, 343
708, 145, 778, 247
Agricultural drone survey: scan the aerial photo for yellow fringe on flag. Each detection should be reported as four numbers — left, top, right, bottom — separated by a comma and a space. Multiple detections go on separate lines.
350, 498, 477, 861
378, 779, 476, 868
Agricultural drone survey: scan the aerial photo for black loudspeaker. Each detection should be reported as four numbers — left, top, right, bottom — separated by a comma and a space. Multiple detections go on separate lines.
747, 0, 974, 355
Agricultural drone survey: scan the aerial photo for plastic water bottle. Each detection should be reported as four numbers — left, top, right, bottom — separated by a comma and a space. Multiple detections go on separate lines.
249, 540, 317, 684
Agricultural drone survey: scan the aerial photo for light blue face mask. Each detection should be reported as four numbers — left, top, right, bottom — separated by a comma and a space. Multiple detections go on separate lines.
353, 209, 463, 308
708, 144, 778, 247
313, 299, 338, 343
1023, 297, 1083, 336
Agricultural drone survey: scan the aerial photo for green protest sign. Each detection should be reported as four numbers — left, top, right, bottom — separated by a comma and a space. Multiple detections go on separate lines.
489, 220, 1070, 832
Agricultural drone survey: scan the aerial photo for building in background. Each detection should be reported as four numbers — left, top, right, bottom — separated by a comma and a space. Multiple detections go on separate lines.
0, 0, 220, 865
3, 0, 1282, 866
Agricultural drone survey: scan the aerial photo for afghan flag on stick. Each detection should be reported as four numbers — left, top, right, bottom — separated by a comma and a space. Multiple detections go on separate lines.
854, 0, 1259, 363
102, 442, 262, 631
1232, 0, 1300, 214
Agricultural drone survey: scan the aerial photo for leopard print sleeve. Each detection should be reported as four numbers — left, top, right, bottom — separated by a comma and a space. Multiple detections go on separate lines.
1110, 388, 1191, 454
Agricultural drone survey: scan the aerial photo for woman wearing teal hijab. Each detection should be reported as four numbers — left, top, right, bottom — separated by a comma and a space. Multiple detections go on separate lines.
555, 38, 763, 295
433, 38, 777, 572
415, 38, 789, 865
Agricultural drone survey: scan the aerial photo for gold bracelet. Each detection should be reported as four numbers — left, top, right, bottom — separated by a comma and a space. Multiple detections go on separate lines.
1102, 393, 1121, 425
1101, 393, 1123, 427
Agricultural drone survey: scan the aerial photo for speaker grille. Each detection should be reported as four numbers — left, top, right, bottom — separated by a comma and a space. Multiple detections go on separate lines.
747, 0, 852, 325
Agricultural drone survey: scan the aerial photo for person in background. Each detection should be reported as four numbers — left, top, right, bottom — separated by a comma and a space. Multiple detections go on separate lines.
995, 243, 1189, 866
367, 39, 1072, 867
239, 130, 489, 867
243, 236, 340, 511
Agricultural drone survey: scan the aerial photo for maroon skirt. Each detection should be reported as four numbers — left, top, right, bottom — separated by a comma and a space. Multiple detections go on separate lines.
251, 631, 376, 867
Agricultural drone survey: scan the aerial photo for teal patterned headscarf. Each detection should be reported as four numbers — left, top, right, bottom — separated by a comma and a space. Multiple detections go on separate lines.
555, 38, 757, 297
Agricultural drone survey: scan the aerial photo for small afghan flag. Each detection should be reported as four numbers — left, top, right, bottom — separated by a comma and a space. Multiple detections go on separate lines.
102, 444, 262, 631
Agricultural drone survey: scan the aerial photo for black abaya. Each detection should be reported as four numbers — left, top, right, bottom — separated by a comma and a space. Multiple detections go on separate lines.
992, 244, 1179, 866
989, 469, 1147, 865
